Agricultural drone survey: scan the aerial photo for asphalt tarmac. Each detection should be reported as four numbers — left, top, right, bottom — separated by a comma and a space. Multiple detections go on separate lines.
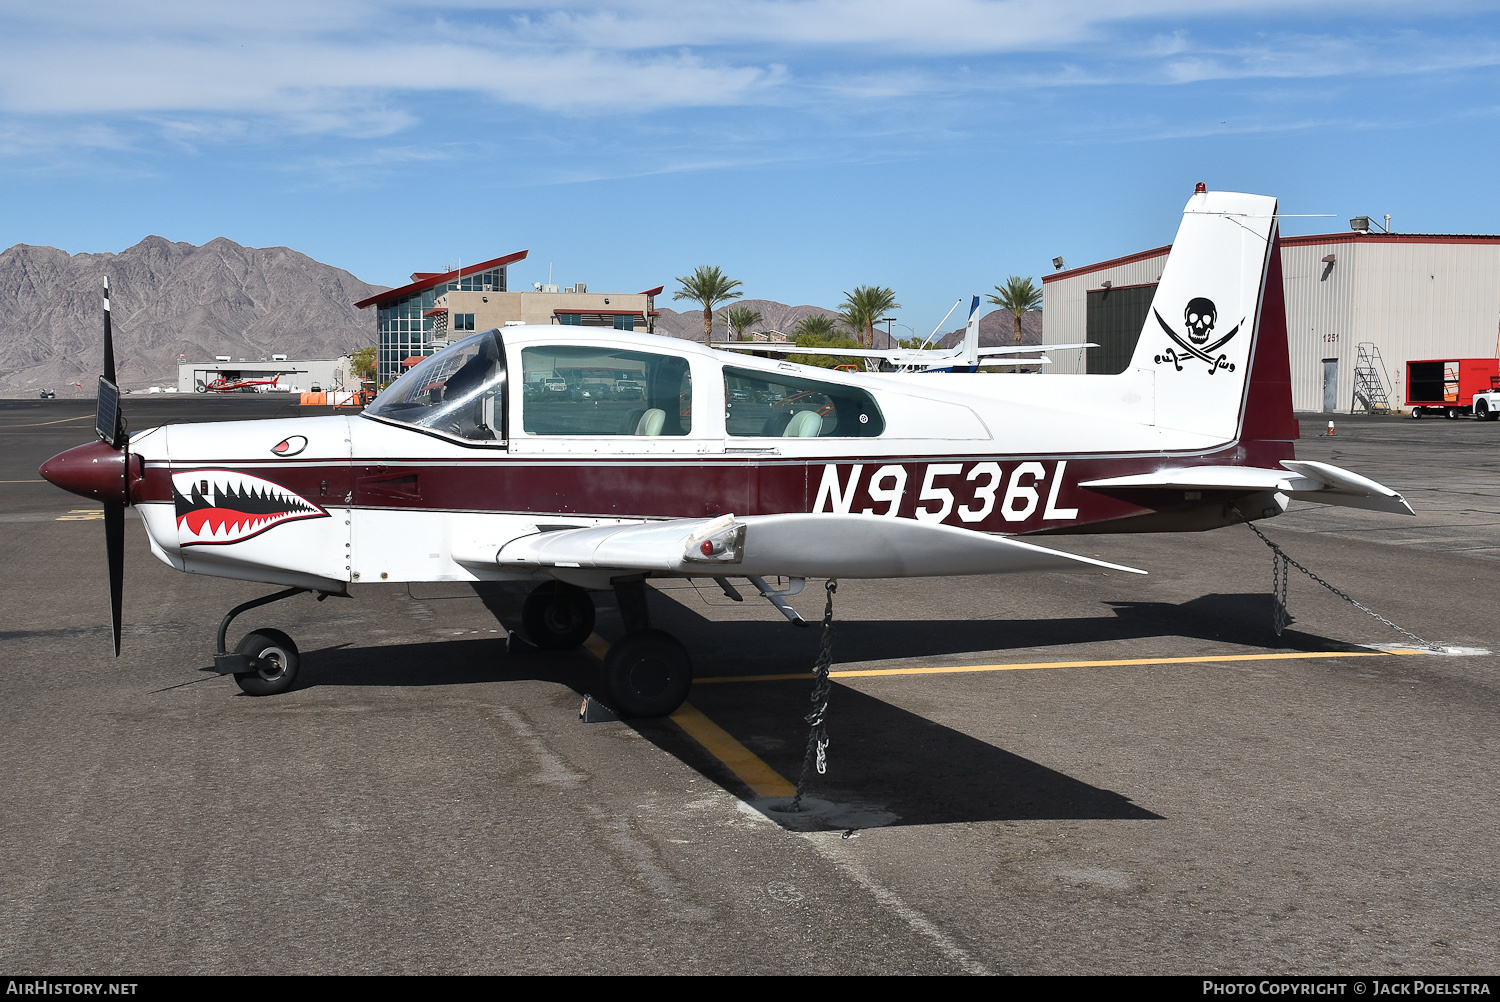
2, 398, 1497, 975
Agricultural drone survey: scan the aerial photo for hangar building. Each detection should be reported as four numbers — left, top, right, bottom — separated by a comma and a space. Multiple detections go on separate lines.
1042, 226, 1500, 413
178, 355, 352, 394
355, 250, 663, 386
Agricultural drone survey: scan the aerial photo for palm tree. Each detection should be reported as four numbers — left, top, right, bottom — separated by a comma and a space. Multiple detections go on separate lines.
673, 266, 743, 345
987, 276, 1043, 344
789, 314, 864, 369
839, 285, 900, 347
723, 306, 763, 340
792, 314, 837, 339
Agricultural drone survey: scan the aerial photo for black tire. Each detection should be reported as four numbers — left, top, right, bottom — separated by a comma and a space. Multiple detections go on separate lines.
1411, 408, 1423, 419
602, 629, 692, 718
1477, 400, 1497, 421
1446, 407, 1458, 419
233, 628, 299, 696
521, 582, 596, 650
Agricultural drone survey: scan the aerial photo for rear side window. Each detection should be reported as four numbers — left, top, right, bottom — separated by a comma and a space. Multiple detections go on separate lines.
521, 346, 692, 436
724, 367, 884, 437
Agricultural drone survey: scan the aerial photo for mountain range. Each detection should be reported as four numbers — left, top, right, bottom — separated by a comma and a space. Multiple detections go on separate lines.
0, 238, 1040, 395
0, 236, 386, 396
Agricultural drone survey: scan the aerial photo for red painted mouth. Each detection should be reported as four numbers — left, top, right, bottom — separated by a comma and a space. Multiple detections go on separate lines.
172, 470, 327, 545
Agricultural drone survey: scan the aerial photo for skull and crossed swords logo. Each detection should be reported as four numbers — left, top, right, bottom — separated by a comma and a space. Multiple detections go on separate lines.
1153, 297, 1242, 374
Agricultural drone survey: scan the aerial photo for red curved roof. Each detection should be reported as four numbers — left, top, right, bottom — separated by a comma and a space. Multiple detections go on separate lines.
356, 251, 529, 309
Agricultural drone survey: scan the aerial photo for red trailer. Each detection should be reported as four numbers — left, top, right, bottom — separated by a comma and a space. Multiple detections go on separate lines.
1406, 357, 1500, 418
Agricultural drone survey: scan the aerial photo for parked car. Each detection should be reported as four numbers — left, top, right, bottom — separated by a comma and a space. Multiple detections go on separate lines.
39, 389, 56, 398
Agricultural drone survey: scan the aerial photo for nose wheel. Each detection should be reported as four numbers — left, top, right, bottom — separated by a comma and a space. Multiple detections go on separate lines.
212, 587, 318, 696
232, 628, 300, 696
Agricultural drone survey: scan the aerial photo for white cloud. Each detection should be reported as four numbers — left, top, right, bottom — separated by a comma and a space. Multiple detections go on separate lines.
0, 0, 1495, 159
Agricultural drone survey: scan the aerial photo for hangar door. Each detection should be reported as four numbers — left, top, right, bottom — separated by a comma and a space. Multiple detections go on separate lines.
1086, 283, 1157, 375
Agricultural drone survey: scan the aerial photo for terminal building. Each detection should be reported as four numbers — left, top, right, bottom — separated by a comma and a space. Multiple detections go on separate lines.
1042, 223, 1500, 413
354, 250, 663, 386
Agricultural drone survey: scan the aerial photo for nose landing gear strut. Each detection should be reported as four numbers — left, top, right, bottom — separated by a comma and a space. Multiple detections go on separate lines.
211, 586, 337, 696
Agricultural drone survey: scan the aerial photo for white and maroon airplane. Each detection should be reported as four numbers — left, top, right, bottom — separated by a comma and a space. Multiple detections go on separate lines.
40, 187, 1411, 715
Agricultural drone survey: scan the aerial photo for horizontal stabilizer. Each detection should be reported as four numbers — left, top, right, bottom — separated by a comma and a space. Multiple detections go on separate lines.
1080, 460, 1412, 515
1278, 460, 1413, 515
485, 513, 1146, 579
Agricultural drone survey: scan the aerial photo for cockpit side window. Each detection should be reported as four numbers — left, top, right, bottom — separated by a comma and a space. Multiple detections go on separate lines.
723, 367, 884, 437
521, 346, 693, 436
363, 330, 506, 442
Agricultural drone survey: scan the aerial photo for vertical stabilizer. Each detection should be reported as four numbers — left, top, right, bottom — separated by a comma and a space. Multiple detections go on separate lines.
961, 295, 981, 367
1129, 190, 1280, 443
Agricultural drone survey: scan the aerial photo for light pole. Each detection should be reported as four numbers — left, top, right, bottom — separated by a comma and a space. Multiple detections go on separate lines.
878, 317, 909, 349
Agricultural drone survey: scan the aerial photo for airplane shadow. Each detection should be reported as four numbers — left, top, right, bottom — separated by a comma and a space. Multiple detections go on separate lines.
236, 583, 1352, 830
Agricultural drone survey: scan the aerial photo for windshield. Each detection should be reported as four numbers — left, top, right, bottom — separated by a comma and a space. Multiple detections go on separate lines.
364, 330, 506, 441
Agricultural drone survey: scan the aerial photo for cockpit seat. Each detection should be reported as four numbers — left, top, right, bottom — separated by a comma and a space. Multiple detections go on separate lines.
783, 410, 823, 437
635, 408, 666, 436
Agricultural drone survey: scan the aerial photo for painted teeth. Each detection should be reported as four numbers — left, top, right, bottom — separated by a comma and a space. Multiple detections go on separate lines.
172, 469, 327, 546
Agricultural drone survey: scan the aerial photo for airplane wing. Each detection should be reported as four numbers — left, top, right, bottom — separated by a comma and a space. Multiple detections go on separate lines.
1079, 460, 1413, 515
466, 513, 1146, 579
709, 342, 1093, 361
975, 343, 1093, 356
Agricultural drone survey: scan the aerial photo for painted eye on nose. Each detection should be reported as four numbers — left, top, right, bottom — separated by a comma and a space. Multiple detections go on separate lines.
271, 436, 308, 457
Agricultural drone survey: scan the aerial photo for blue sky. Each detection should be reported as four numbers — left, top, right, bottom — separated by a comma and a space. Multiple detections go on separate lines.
3, 1, 1500, 331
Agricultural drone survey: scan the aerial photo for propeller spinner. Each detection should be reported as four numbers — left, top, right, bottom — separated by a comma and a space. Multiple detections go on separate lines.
37, 278, 128, 655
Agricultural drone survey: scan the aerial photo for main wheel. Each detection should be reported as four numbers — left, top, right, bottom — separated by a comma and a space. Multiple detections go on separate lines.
602, 629, 692, 718
233, 628, 299, 696
521, 582, 596, 650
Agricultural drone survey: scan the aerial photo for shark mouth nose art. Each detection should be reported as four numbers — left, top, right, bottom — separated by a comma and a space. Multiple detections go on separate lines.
172, 470, 328, 545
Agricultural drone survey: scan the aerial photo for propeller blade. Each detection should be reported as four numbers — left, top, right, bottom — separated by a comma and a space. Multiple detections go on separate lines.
102, 277, 116, 385
105, 501, 125, 656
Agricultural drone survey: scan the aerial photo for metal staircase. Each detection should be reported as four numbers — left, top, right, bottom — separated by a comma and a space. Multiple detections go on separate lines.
1352, 342, 1393, 414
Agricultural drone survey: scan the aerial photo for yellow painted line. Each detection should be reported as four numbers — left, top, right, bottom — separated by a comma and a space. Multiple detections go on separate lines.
0, 479, 44, 483
56, 508, 104, 521
695, 649, 1423, 685
669, 702, 797, 798
578, 631, 796, 798
0, 415, 94, 428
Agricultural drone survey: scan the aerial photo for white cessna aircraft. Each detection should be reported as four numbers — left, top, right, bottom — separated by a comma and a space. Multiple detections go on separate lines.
41, 187, 1411, 716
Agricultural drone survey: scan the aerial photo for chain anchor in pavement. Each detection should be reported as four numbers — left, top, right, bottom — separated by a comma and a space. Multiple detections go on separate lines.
787, 579, 837, 813
1236, 513, 1431, 649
